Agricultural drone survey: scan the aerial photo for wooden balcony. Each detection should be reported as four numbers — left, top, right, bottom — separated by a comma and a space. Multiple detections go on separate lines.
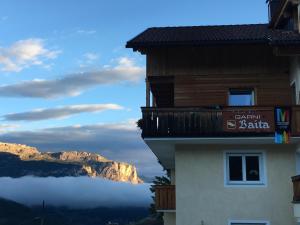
292, 175, 300, 203
155, 185, 175, 211
141, 106, 300, 138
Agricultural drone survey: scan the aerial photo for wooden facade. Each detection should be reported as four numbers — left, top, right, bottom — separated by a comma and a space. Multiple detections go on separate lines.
155, 185, 176, 211
147, 46, 288, 76
174, 73, 292, 106
146, 45, 292, 107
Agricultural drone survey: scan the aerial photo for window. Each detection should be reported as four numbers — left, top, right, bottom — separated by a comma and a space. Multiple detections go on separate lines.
231, 223, 267, 225
225, 153, 265, 186
229, 220, 269, 225
228, 89, 255, 106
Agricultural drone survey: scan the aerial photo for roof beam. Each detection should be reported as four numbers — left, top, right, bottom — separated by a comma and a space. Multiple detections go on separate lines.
273, 0, 290, 28
273, 46, 300, 56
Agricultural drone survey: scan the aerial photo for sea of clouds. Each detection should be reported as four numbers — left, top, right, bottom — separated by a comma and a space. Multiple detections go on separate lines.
0, 176, 152, 209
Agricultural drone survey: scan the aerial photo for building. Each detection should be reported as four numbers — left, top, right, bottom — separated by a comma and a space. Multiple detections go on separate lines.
126, 1, 300, 225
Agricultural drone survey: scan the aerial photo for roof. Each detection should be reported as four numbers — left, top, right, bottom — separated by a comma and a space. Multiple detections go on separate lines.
126, 24, 300, 50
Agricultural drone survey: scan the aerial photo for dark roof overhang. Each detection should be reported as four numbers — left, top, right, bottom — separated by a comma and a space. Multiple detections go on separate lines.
126, 24, 300, 53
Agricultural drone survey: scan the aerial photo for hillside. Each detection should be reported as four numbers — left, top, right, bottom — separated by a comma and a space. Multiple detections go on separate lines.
0, 198, 34, 225
0, 198, 151, 225
0, 142, 143, 184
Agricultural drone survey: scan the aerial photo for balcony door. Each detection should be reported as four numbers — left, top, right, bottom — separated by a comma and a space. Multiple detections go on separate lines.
148, 76, 174, 107
228, 89, 255, 106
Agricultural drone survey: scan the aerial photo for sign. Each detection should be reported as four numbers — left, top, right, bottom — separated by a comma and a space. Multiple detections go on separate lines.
223, 109, 274, 133
275, 107, 291, 144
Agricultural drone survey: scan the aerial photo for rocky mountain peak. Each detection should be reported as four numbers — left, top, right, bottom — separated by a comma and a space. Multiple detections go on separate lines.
49, 151, 109, 163
0, 142, 40, 160
0, 142, 143, 184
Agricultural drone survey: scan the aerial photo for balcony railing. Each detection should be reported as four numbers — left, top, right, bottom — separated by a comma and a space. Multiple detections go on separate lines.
292, 176, 300, 203
155, 185, 175, 211
140, 106, 300, 138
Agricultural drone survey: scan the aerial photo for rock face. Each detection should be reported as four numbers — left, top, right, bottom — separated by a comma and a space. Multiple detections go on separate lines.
48, 151, 109, 163
0, 143, 39, 160
0, 142, 143, 184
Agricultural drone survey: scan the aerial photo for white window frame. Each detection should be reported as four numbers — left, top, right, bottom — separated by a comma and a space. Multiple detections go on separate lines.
228, 220, 270, 225
224, 151, 267, 187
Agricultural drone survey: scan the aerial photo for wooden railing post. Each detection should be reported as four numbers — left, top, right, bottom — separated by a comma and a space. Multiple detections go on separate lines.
152, 95, 156, 107
146, 78, 150, 107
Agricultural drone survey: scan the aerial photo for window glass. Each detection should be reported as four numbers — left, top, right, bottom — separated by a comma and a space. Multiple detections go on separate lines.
229, 89, 254, 106
246, 156, 260, 181
229, 156, 243, 181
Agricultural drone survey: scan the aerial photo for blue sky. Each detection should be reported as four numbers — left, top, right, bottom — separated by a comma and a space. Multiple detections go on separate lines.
0, 0, 268, 178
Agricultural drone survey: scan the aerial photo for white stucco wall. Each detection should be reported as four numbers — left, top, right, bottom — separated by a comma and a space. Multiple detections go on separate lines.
164, 212, 176, 225
175, 144, 297, 225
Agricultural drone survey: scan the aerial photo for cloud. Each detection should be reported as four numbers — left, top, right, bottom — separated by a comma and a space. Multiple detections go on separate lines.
3, 104, 124, 121
0, 38, 61, 72
76, 29, 97, 35
84, 53, 99, 61
0, 176, 151, 208
0, 124, 20, 132
79, 52, 100, 68
0, 121, 163, 179
0, 57, 144, 98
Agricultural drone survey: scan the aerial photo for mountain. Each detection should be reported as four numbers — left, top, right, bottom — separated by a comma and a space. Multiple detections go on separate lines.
0, 198, 35, 225
0, 142, 142, 184
0, 197, 151, 225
